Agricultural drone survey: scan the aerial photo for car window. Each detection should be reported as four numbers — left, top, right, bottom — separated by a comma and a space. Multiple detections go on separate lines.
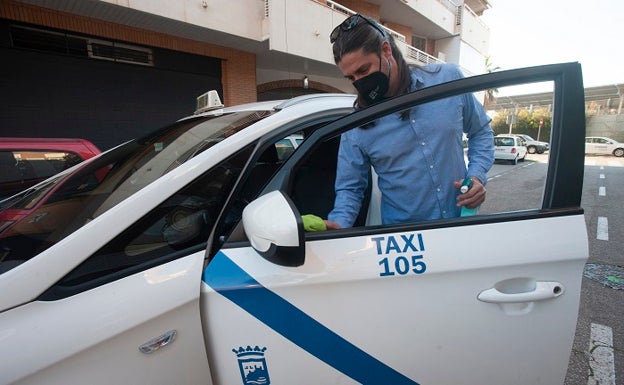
274, 133, 306, 161
275, 138, 296, 161
0, 110, 275, 275
494, 137, 514, 146
0, 151, 23, 186
0, 150, 79, 182
0, 149, 85, 199
218, 115, 346, 239
270, 80, 560, 230
40, 145, 254, 296
38, 122, 330, 297
16, 150, 83, 177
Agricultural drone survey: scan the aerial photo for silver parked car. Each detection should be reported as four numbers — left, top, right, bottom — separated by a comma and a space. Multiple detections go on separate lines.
512, 134, 549, 154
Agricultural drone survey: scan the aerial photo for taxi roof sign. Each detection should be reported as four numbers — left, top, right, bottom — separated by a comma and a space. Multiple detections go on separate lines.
194, 90, 224, 114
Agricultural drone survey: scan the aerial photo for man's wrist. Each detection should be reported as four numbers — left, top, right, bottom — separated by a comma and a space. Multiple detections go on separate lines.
468, 174, 485, 186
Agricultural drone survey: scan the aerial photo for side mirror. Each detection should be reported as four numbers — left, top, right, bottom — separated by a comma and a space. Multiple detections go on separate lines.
242, 190, 305, 267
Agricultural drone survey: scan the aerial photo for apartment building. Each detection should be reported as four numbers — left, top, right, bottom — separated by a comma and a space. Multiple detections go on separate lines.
0, 0, 491, 149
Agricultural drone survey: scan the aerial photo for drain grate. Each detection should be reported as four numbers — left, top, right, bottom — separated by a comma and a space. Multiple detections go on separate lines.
584, 263, 624, 290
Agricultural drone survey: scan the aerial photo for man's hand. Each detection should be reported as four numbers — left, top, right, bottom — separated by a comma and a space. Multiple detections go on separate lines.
454, 176, 486, 209
324, 220, 341, 230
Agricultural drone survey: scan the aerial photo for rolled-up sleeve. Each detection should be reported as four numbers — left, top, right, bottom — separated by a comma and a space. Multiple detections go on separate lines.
327, 133, 370, 228
464, 93, 494, 185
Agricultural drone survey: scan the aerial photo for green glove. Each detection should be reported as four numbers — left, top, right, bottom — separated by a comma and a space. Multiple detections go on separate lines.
301, 214, 327, 232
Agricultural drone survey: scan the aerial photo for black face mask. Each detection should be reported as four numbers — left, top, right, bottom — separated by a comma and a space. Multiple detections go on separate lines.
353, 55, 390, 105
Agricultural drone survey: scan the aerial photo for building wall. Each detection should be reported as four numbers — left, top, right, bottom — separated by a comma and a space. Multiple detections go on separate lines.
459, 5, 490, 57
0, 0, 257, 106
426, 38, 436, 57
256, 67, 352, 95
458, 40, 485, 75
333, 0, 380, 19
435, 35, 461, 64
587, 115, 624, 142
100, 0, 267, 43
383, 21, 412, 44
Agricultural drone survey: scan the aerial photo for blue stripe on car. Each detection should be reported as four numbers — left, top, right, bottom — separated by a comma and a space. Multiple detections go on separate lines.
203, 250, 419, 385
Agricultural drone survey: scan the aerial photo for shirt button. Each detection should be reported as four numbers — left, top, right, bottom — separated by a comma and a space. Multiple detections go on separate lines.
421, 142, 426, 146
437, 188, 441, 192
442, 210, 447, 214
430, 165, 434, 169
412, 120, 416, 123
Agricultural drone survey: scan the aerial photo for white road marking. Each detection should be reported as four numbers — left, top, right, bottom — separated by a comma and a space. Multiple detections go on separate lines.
587, 323, 616, 385
599, 187, 606, 196
597, 217, 609, 240
599, 174, 605, 179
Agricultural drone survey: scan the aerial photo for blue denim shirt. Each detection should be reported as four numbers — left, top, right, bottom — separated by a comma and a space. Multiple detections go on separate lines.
328, 64, 494, 228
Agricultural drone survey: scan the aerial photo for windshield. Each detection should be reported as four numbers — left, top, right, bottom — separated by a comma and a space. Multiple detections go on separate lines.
0, 110, 273, 271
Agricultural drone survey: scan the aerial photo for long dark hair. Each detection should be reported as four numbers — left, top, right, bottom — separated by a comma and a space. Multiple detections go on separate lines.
332, 15, 414, 109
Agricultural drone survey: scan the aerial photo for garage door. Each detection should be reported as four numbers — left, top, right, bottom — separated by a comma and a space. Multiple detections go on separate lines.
0, 21, 222, 150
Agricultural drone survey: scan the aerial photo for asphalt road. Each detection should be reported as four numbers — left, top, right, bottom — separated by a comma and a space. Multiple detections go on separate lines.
480, 153, 623, 385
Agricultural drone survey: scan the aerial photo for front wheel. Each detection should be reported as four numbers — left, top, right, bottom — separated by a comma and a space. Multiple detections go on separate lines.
511, 156, 518, 165
527, 145, 537, 154
613, 148, 624, 157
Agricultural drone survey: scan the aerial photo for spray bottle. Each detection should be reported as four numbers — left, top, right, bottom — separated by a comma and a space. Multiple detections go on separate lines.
460, 177, 478, 216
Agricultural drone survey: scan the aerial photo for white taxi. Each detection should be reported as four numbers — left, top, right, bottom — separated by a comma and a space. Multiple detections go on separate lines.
0, 63, 588, 385
585, 136, 624, 157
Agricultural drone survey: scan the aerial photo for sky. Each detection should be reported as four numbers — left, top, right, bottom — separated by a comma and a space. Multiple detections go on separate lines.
480, 0, 623, 91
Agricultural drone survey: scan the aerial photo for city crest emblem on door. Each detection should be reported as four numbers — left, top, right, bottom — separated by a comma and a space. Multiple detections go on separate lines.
233, 346, 271, 385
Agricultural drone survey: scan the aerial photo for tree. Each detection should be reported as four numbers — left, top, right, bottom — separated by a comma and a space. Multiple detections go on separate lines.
491, 107, 552, 140
483, 56, 501, 109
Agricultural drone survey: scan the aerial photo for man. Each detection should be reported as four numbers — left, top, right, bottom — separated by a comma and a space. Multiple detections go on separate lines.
325, 14, 494, 229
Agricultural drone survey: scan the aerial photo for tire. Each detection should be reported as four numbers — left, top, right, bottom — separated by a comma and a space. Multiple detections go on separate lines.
537, 149, 545, 154
527, 145, 537, 154
511, 156, 518, 165
613, 148, 624, 157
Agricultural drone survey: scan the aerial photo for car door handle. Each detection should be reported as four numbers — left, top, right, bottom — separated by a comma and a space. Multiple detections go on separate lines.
478, 281, 565, 304
139, 330, 177, 354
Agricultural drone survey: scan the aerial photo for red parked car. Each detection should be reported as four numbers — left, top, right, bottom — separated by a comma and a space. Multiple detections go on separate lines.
0, 137, 101, 199
0, 138, 102, 236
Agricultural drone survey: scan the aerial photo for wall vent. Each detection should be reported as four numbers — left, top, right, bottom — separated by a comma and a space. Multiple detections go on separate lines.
88, 39, 153, 66
11, 25, 87, 56
10, 25, 153, 66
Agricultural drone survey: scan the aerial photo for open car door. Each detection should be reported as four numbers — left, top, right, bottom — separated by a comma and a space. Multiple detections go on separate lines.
201, 63, 587, 385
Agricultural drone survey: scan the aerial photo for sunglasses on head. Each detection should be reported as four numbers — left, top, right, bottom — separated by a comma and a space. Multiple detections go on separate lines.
329, 14, 387, 43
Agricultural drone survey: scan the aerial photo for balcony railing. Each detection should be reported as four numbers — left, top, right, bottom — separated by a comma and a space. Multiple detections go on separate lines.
405, 46, 444, 66
325, 0, 444, 65
325, 1, 405, 42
